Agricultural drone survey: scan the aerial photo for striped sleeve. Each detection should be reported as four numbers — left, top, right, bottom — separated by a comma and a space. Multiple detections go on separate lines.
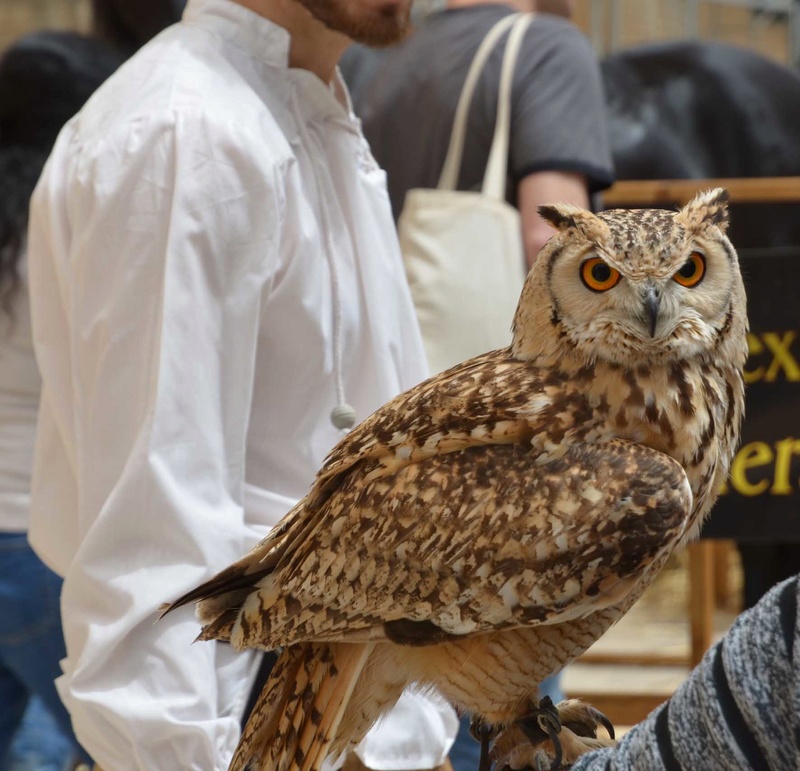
570, 574, 799, 770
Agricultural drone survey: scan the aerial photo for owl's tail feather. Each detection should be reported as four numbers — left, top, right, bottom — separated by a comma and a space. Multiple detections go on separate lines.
231, 641, 372, 771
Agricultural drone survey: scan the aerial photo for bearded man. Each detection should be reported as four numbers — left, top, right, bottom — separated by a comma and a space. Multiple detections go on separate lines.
25, 0, 456, 768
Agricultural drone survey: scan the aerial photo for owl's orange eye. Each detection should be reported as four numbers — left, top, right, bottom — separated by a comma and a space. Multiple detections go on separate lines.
674, 252, 706, 287
580, 258, 621, 292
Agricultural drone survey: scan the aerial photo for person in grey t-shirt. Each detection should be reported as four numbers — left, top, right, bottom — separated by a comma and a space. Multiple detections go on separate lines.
355, 0, 614, 268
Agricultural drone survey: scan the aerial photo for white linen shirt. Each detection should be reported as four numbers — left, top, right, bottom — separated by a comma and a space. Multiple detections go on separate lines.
27, 0, 454, 768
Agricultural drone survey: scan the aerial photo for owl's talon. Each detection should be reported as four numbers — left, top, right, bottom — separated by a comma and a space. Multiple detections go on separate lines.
515, 696, 561, 744
504, 698, 616, 769
515, 697, 563, 770
562, 706, 614, 740
557, 699, 616, 742
589, 707, 615, 740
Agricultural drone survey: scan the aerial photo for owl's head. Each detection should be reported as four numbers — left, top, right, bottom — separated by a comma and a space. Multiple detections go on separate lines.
512, 188, 748, 370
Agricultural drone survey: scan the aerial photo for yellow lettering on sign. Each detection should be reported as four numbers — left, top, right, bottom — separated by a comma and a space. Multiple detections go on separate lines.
763, 332, 800, 382
743, 331, 800, 383
720, 437, 800, 497
729, 441, 774, 496
771, 437, 800, 495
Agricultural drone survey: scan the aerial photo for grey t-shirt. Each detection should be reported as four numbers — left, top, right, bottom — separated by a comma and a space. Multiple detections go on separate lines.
357, 6, 614, 219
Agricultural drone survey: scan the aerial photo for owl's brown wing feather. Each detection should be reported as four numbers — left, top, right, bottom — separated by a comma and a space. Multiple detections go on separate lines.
214, 437, 691, 652
164, 352, 547, 627
312, 350, 538, 495
170, 353, 575, 622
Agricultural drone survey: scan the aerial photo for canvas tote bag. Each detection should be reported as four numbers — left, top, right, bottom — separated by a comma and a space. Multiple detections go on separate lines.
398, 13, 532, 375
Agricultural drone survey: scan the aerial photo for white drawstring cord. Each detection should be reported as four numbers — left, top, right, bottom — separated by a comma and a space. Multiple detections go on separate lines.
291, 88, 356, 433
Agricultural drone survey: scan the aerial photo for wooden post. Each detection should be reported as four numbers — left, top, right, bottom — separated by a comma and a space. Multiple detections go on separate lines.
713, 540, 738, 610
688, 541, 715, 667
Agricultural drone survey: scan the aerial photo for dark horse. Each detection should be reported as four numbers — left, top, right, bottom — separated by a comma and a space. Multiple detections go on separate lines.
602, 39, 800, 248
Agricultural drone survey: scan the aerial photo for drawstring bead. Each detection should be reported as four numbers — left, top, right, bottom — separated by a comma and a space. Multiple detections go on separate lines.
331, 403, 357, 431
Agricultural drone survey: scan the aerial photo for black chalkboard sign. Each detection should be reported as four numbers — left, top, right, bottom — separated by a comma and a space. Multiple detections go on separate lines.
702, 245, 800, 541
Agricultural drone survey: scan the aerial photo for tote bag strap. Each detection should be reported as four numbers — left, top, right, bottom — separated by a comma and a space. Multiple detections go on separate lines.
482, 13, 533, 200
436, 12, 521, 191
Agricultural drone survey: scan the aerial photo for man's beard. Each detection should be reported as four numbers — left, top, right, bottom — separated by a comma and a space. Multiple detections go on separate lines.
297, 0, 410, 47
535, 0, 574, 18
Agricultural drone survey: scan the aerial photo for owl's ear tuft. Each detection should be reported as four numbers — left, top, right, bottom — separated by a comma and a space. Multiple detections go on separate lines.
677, 188, 730, 234
538, 204, 577, 230
539, 203, 609, 242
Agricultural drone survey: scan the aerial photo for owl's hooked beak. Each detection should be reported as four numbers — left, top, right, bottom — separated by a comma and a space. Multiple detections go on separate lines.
643, 285, 661, 338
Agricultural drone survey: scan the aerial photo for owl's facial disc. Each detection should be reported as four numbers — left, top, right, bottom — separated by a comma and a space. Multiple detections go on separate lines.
514, 197, 745, 368
545, 238, 735, 367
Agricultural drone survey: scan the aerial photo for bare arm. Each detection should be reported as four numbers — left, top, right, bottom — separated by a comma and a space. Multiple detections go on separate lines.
517, 170, 589, 268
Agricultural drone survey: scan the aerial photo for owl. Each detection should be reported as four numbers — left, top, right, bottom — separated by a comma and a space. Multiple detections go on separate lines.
167, 188, 747, 771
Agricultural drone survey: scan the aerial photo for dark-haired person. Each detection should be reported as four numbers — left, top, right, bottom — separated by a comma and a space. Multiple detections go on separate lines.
0, 31, 124, 771
91, 0, 186, 54
26, 0, 456, 769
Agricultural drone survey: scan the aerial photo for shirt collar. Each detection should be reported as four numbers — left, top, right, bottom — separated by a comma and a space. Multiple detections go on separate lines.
183, 0, 356, 124
183, 0, 291, 69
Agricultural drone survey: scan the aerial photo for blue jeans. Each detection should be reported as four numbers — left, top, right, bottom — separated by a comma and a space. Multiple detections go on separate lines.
448, 673, 565, 771
0, 533, 89, 771
7, 697, 76, 771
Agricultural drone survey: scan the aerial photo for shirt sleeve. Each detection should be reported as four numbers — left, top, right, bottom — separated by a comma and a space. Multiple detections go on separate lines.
571, 575, 799, 770
509, 19, 614, 193
29, 111, 286, 770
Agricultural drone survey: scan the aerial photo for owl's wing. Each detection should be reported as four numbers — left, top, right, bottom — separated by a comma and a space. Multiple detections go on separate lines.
200, 437, 691, 651
164, 353, 568, 631
311, 351, 542, 496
